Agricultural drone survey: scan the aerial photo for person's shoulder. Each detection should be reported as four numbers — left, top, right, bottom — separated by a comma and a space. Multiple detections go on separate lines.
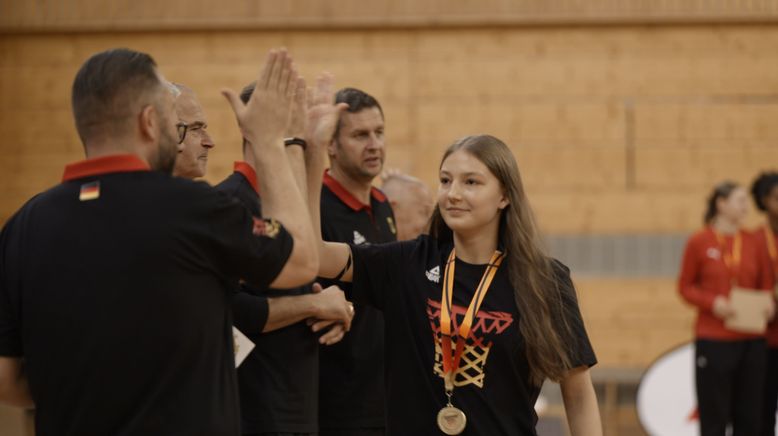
214, 172, 244, 194
414, 234, 452, 260
6, 183, 71, 221
0, 192, 44, 234
686, 227, 713, 246
549, 258, 571, 277
741, 227, 768, 255
159, 176, 241, 216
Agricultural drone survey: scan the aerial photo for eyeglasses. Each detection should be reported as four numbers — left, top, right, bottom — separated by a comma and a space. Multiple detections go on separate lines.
176, 122, 188, 144
176, 121, 208, 144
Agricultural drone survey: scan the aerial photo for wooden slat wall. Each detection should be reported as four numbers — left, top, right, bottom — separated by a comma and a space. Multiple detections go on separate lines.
575, 277, 693, 368
2, 0, 778, 31
2, 25, 776, 231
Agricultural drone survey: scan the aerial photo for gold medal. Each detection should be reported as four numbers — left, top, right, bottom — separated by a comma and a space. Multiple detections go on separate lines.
437, 405, 467, 435
436, 249, 504, 436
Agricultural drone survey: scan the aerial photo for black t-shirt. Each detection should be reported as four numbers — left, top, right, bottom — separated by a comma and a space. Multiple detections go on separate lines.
216, 166, 319, 434
0, 156, 293, 436
350, 235, 597, 436
318, 173, 397, 429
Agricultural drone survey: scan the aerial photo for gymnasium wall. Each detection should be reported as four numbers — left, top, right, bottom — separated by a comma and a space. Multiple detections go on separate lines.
2, 2, 777, 368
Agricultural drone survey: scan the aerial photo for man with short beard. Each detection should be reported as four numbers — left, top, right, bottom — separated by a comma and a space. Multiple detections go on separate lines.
0, 48, 319, 436
317, 87, 396, 436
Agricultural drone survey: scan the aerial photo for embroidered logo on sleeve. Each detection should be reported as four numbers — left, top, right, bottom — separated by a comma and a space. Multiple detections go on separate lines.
353, 230, 367, 245
79, 181, 100, 201
252, 217, 281, 238
426, 266, 440, 283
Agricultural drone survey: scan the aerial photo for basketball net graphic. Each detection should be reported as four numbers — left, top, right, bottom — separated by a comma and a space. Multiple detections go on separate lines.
427, 298, 514, 388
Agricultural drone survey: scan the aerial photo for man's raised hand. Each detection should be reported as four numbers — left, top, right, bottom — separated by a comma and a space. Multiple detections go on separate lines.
305, 72, 349, 151
222, 49, 298, 149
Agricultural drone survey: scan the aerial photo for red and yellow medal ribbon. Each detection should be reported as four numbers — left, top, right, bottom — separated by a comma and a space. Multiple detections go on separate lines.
715, 231, 742, 286
439, 249, 505, 391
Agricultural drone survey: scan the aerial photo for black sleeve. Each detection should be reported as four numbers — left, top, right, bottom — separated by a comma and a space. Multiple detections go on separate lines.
552, 260, 597, 369
350, 240, 411, 311
197, 186, 294, 291
0, 214, 23, 357
231, 290, 270, 335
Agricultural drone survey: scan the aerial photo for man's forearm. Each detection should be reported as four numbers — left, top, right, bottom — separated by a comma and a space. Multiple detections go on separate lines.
286, 145, 308, 207
263, 295, 318, 333
251, 139, 317, 263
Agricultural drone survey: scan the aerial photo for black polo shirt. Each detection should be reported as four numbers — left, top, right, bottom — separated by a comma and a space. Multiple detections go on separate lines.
349, 235, 597, 436
318, 170, 397, 430
217, 161, 319, 435
0, 154, 293, 436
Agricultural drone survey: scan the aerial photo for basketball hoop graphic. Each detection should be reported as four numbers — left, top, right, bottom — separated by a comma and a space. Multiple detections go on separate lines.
427, 298, 514, 388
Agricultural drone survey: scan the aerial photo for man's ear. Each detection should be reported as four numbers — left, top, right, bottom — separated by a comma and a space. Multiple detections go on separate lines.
138, 105, 159, 144
327, 137, 338, 158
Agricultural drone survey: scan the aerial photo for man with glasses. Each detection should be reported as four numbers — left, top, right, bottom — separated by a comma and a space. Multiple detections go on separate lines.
171, 79, 354, 436
172, 84, 215, 179
0, 48, 320, 435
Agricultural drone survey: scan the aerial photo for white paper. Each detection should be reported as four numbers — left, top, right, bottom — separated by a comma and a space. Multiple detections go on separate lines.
725, 288, 772, 334
232, 326, 255, 368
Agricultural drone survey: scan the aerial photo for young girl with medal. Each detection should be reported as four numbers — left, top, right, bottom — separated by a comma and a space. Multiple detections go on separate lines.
299, 84, 601, 436
678, 181, 774, 436
751, 172, 778, 436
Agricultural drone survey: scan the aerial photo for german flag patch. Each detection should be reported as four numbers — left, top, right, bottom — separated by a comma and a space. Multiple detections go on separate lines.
252, 217, 281, 238
79, 181, 100, 201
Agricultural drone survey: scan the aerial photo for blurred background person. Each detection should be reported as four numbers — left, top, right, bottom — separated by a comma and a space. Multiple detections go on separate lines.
381, 170, 433, 241
751, 171, 778, 436
678, 181, 773, 436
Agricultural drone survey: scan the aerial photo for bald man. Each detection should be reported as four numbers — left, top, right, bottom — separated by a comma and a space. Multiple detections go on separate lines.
381, 171, 433, 241
172, 84, 215, 178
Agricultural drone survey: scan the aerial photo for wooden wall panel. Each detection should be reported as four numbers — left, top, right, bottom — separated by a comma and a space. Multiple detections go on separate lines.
634, 146, 778, 189
2, 25, 777, 231
3, 0, 778, 31
574, 278, 694, 368
635, 103, 778, 147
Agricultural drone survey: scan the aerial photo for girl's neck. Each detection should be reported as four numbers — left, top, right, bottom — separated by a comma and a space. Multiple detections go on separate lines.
712, 216, 739, 235
453, 224, 500, 264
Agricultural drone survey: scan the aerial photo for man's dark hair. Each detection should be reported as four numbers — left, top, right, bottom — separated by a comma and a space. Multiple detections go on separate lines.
71, 48, 162, 144
334, 87, 383, 137
751, 171, 778, 212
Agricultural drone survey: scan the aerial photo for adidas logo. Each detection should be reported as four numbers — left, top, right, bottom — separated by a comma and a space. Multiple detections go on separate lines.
353, 230, 367, 245
426, 266, 440, 283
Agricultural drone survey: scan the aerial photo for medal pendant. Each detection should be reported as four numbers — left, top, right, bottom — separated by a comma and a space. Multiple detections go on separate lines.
437, 405, 467, 435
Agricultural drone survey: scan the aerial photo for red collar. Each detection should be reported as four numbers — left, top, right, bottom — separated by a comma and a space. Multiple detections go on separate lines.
62, 154, 150, 182
234, 161, 259, 194
322, 170, 386, 212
